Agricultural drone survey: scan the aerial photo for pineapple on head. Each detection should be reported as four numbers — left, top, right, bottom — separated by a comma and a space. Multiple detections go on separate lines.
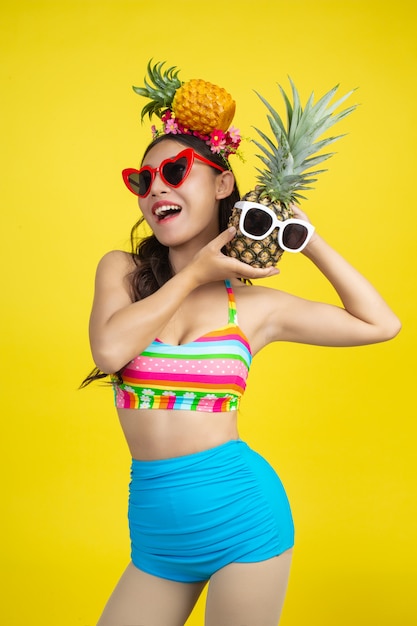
226, 78, 357, 267
132, 60, 239, 154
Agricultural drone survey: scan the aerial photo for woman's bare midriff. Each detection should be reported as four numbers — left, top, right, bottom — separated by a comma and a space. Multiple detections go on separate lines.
116, 407, 240, 460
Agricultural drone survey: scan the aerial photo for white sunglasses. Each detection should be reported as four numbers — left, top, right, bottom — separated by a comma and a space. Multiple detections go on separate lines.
234, 201, 315, 253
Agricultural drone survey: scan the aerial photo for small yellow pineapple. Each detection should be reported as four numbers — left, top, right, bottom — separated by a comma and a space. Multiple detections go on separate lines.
226, 79, 357, 267
173, 79, 235, 134
227, 190, 293, 266
133, 60, 236, 135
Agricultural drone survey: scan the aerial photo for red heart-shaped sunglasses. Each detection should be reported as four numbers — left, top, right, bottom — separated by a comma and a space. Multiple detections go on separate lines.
122, 148, 226, 198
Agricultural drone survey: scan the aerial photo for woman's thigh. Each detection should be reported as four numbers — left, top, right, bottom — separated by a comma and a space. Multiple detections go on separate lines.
97, 562, 206, 626
205, 549, 293, 626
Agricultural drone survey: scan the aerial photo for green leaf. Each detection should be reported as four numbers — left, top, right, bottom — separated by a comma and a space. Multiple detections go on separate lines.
253, 78, 357, 202
254, 91, 287, 136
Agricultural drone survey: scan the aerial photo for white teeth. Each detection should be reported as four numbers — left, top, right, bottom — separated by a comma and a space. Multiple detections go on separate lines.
154, 205, 181, 217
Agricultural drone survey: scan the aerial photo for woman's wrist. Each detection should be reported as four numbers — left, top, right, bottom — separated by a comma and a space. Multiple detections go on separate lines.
175, 263, 203, 293
301, 231, 327, 261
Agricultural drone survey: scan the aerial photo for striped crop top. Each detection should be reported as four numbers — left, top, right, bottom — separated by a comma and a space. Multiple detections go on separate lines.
112, 280, 252, 412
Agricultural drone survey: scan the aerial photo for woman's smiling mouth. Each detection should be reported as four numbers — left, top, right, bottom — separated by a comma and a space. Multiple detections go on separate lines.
152, 203, 182, 222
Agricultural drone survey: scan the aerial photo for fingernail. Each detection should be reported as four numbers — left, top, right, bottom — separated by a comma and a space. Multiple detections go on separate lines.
228, 226, 236, 234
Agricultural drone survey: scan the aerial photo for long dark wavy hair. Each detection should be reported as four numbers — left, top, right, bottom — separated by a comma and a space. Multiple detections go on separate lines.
80, 133, 241, 387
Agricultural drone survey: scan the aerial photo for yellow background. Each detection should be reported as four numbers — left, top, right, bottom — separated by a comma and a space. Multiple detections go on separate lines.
1, 1, 416, 624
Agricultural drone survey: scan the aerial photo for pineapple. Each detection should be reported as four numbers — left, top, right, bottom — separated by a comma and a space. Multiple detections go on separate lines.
133, 60, 236, 135
226, 78, 357, 267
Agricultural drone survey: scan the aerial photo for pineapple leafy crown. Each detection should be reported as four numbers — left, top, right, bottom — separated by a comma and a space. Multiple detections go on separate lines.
252, 78, 358, 206
131, 60, 242, 160
133, 60, 181, 121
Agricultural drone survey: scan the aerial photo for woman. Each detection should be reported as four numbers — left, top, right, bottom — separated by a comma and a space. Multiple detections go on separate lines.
86, 132, 400, 625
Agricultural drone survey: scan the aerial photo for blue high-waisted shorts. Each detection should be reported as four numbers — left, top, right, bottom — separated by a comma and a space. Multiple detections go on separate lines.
128, 439, 294, 582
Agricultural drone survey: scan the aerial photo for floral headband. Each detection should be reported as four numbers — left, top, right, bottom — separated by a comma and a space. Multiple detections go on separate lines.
133, 60, 242, 160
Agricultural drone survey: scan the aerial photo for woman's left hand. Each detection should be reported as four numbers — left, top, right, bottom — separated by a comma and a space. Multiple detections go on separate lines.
290, 203, 319, 249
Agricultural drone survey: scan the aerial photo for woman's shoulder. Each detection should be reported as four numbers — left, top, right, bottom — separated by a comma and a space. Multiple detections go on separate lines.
95, 250, 139, 282
96, 249, 137, 272
230, 277, 288, 319
230, 278, 284, 302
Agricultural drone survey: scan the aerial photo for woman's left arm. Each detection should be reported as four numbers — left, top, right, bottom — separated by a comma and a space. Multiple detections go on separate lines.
263, 210, 401, 348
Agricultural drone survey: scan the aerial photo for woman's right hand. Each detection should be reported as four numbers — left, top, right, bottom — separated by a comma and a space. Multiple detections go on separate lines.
186, 227, 280, 287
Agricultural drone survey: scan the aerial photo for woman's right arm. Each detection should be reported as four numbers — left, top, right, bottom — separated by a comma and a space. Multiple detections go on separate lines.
89, 231, 279, 374
88, 250, 198, 373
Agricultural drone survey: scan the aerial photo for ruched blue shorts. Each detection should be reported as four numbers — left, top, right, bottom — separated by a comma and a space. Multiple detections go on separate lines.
128, 439, 294, 582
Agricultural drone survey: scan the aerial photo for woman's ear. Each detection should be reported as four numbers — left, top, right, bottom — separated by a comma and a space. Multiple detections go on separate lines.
215, 170, 235, 199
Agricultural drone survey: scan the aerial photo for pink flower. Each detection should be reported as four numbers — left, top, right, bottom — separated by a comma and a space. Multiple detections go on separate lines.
210, 130, 226, 145
165, 118, 179, 134
228, 126, 241, 144
209, 130, 227, 153
209, 139, 227, 153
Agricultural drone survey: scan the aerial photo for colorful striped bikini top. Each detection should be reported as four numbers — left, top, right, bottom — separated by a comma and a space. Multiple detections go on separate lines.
112, 280, 252, 412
